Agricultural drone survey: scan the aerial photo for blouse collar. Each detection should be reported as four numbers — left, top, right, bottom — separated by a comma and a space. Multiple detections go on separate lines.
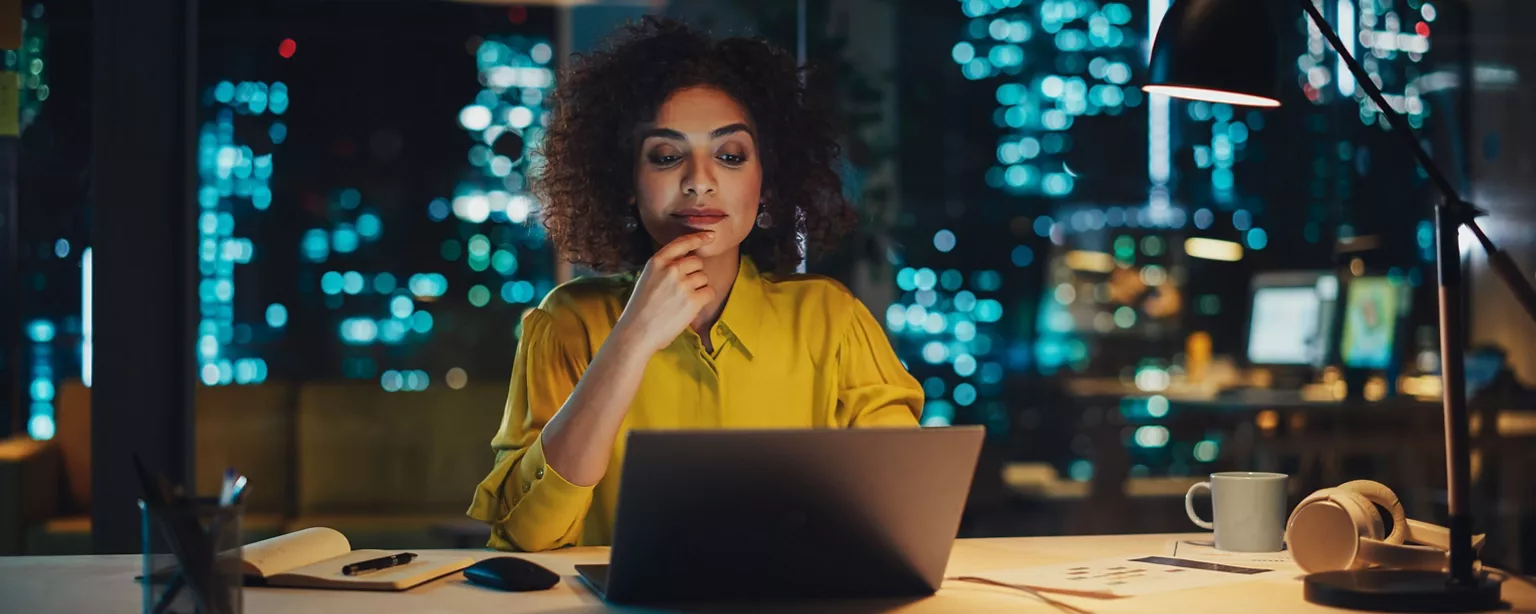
714, 255, 764, 356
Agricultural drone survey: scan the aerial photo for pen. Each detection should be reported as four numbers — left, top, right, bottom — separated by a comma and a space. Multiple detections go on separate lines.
342, 552, 417, 576
229, 475, 249, 505
218, 468, 236, 506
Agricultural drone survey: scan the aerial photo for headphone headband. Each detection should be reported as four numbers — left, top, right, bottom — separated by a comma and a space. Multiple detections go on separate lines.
1337, 480, 1408, 545
1356, 536, 1447, 571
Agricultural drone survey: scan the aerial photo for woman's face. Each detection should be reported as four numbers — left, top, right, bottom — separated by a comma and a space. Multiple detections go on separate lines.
633, 86, 763, 259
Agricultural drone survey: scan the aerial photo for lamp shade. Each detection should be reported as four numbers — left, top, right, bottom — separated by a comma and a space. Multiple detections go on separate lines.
1145, 0, 1283, 107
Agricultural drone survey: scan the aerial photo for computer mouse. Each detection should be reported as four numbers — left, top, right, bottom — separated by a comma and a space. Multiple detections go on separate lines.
463, 556, 560, 592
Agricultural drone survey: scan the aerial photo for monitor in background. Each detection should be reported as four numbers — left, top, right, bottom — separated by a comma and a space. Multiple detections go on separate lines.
1246, 272, 1339, 368
1249, 287, 1323, 365
1341, 276, 1407, 370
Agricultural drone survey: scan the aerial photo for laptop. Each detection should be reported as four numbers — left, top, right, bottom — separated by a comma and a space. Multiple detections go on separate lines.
575, 426, 985, 605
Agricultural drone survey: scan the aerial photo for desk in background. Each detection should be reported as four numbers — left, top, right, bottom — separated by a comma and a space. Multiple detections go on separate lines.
4, 533, 1534, 613
1037, 377, 1536, 570
1045, 379, 1446, 536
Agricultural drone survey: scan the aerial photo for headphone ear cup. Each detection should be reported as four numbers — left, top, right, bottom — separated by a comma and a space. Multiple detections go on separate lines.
1338, 480, 1408, 545
1286, 488, 1338, 533
1286, 489, 1380, 573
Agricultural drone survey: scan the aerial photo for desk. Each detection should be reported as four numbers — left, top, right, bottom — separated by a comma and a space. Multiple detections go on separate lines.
1051, 383, 1457, 534
4, 533, 1533, 613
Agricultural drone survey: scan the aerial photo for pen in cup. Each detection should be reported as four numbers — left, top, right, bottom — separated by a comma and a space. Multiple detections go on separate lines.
229, 475, 248, 505
218, 468, 237, 506
342, 552, 418, 576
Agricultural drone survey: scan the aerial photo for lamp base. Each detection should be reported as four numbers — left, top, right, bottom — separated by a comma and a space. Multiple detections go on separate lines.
1303, 570, 1503, 612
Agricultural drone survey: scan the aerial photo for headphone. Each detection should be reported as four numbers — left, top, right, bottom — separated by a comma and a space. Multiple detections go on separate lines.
1285, 479, 1486, 574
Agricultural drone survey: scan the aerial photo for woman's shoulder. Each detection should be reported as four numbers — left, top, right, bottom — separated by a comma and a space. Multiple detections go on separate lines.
529, 272, 632, 330
759, 270, 858, 303
757, 270, 870, 329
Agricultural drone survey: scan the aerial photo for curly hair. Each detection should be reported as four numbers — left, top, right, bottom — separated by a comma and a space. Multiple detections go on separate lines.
532, 16, 855, 275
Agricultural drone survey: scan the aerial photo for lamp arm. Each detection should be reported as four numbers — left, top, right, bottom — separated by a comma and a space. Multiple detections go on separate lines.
1297, 0, 1536, 589
1297, 0, 1457, 199
1296, 0, 1536, 326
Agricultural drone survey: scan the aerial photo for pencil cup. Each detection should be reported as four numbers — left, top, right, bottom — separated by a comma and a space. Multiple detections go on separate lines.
140, 499, 245, 614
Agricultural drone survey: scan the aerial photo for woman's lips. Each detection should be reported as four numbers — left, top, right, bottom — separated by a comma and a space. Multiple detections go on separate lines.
672, 209, 728, 226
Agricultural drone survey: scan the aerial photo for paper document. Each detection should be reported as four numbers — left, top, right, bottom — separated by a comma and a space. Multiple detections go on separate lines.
1164, 539, 1301, 571
963, 555, 1275, 599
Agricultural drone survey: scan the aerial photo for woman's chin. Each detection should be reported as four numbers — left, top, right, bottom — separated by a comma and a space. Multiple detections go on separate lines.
690, 240, 740, 259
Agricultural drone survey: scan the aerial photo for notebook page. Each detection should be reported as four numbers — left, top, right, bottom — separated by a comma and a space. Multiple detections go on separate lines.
265, 550, 475, 591
241, 527, 352, 577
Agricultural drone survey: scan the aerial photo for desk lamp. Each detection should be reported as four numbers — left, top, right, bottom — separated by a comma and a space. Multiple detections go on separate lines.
1145, 0, 1536, 610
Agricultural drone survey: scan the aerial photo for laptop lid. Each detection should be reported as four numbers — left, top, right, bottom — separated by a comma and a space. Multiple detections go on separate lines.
599, 426, 984, 604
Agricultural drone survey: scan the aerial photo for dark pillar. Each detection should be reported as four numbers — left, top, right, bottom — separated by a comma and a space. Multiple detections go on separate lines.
90, 0, 197, 553
0, 0, 20, 439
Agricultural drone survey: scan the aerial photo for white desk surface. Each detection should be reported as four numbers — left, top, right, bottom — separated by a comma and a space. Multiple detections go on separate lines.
4, 533, 1533, 614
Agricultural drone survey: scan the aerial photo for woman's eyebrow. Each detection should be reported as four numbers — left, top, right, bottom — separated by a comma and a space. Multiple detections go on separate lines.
710, 123, 753, 139
637, 126, 686, 141
636, 123, 754, 141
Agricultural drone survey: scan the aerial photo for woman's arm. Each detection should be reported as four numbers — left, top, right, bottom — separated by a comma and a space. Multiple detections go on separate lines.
540, 231, 718, 486
466, 307, 595, 552
468, 233, 717, 551
538, 329, 653, 487
836, 293, 924, 427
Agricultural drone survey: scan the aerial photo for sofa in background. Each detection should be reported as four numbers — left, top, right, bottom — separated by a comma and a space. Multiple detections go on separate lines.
0, 378, 507, 554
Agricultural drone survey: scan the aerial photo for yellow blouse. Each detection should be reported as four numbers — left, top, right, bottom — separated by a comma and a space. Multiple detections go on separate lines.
466, 256, 923, 552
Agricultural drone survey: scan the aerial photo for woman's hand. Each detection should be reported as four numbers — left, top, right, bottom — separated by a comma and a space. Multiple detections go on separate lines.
613, 232, 717, 355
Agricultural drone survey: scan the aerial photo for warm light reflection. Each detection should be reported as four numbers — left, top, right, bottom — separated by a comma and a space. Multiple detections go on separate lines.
1256, 410, 1280, 433
1184, 237, 1244, 261
1364, 375, 1387, 401
1400, 375, 1444, 399
1497, 411, 1536, 436
1065, 250, 1116, 273
1142, 85, 1281, 108
1289, 412, 1308, 431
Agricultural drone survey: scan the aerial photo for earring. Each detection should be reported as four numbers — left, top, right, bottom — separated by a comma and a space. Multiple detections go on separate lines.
755, 209, 772, 230
622, 216, 638, 232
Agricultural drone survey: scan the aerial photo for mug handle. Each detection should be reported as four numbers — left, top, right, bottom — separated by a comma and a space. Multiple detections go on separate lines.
1185, 481, 1214, 530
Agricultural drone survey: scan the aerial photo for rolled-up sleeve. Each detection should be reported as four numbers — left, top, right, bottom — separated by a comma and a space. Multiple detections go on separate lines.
466, 307, 595, 551
834, 298, 924, 428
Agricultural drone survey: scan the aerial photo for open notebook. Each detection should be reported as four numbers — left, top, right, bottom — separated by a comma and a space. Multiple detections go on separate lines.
240, 527, 474, 591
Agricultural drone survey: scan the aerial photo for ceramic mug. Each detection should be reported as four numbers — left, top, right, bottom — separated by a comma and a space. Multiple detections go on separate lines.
1185, 471, 1288, 552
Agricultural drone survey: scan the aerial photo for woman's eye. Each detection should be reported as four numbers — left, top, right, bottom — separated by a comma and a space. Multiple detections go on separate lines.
718, 153, 746, 165
649, 153, 682, 166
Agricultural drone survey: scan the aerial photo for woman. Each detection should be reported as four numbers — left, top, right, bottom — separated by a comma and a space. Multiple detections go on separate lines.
467, 17, 923, 552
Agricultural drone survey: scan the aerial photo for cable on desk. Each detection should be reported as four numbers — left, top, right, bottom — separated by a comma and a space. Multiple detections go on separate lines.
1487, 566, 1536, 593
949, 576, 1097, 614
